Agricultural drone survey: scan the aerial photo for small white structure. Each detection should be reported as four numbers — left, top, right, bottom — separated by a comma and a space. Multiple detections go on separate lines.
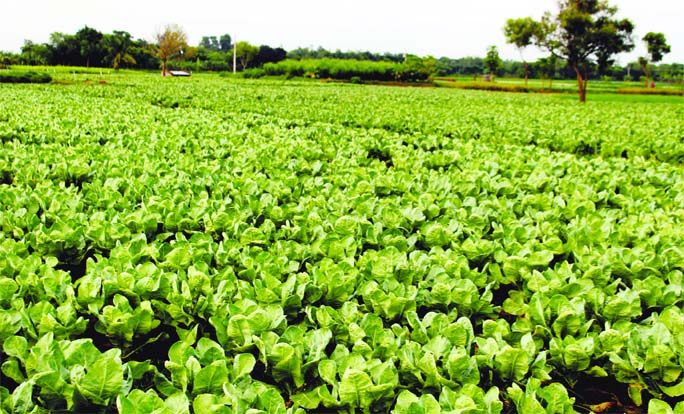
163, 70, 191, 77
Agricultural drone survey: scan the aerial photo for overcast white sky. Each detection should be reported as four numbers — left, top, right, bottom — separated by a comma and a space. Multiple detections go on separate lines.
1, 0, 682, 64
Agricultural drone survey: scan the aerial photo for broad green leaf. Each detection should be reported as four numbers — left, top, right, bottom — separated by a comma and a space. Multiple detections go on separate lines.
528, 250, 554, 267
502, 256, 527, 281
291, 387, 323, 410
339, 369, 374, 409
560, 343, 591, 371
538, 383, 576, 414
240, 227, 267, 245
125, 360, 155, 381
660, 378, 684, 398
674, 402, 684, 414
484, 386, 504, 414
644, 344, 681, 383
628, 383, 644, 407
196, 337, 225, 366
74, 351, 124, 406
318, 359, 337, 385
164, 392, 190, 414
193, 394, 231, 414
304, 328, 333, 363
417, 351, 441, 387
444, 317, 474, 348
62, 338, 101, 369
393, 390, 420, 414
0, 277, 18, 304
165, 246, 192, 268
256, 388, 287, 413
116, 394, 137, 414
292, 383, 338, 409
648, 399, 675, 414
422, 223, 452, 247
502, 291, 528, 316
3, 335, 28, 361
193, 360, 228, 395
0, 309, 22, 340
117, 389, 170, 414
1, 359, 25, 383
233, 353, 256, 380
334, 215, 358, 235
494, 347, 529, 382
269, 342, 304, 388
11, 381, 35, 414
507, 383, 545, 414
420, 394, 440, 414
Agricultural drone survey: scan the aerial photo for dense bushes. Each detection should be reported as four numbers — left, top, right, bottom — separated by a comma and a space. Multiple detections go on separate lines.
257, 58, 435, 82
261, 59, 395, 81
448, 81, 534, 93
617, 87, 684, 96
0, 71, 51, 83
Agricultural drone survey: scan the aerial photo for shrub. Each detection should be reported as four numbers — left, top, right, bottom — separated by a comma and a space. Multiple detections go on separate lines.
242, 68, 266, 79
453, 81, 533, 93
262, 59, 426, 82
0, 71, 52, 84
617, 88, 683, 96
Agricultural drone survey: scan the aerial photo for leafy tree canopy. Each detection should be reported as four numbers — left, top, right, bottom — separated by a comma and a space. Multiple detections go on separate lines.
510, 0, 635, 101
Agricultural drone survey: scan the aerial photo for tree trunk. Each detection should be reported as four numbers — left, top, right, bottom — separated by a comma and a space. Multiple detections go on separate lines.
162, 59, 167, 76
584, 66, 589, 97
524, 62, 528, 86
574, 65, 587, 103
643, 65, 650, 87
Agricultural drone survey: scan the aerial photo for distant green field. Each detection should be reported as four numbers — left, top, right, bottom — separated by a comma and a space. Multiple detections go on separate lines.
440, 74, 683, 90
2, 72, 684, 414
436, 75, 684, 101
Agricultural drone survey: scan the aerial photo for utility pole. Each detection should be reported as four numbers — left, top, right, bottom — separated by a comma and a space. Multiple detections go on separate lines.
233, 38, 237, 74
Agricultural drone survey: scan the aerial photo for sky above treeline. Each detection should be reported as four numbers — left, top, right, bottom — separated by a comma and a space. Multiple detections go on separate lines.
2, 0, 682, 64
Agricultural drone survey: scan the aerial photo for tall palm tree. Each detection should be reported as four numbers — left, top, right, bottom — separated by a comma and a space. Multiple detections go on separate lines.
107, 31, 136, 71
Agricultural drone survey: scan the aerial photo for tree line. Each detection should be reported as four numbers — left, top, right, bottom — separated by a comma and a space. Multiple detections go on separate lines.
0, 13, 680, 88
0, 26, 287, 73
435, 55, 683, 83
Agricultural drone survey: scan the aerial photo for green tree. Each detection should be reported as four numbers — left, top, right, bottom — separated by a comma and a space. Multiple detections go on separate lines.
483, 46, 503, 81
156, 24, 188, 76
105, 31, 137, 70
0, 51, 20, 68
236, 41, 259, 70
640, 32, 670, 86
47, 32, 81, 66
76, 26, 104, 67
128, 39, 159, 70
657, 63, 683, 82
20, 40, 50, 65
219, 34, 232, 52
514, 0, 634, 102
503, 17, 540, 85
534, 55, 558, 91
255, 45, 287, 67
396, 55, 437, 82
200, 36, 219, 50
